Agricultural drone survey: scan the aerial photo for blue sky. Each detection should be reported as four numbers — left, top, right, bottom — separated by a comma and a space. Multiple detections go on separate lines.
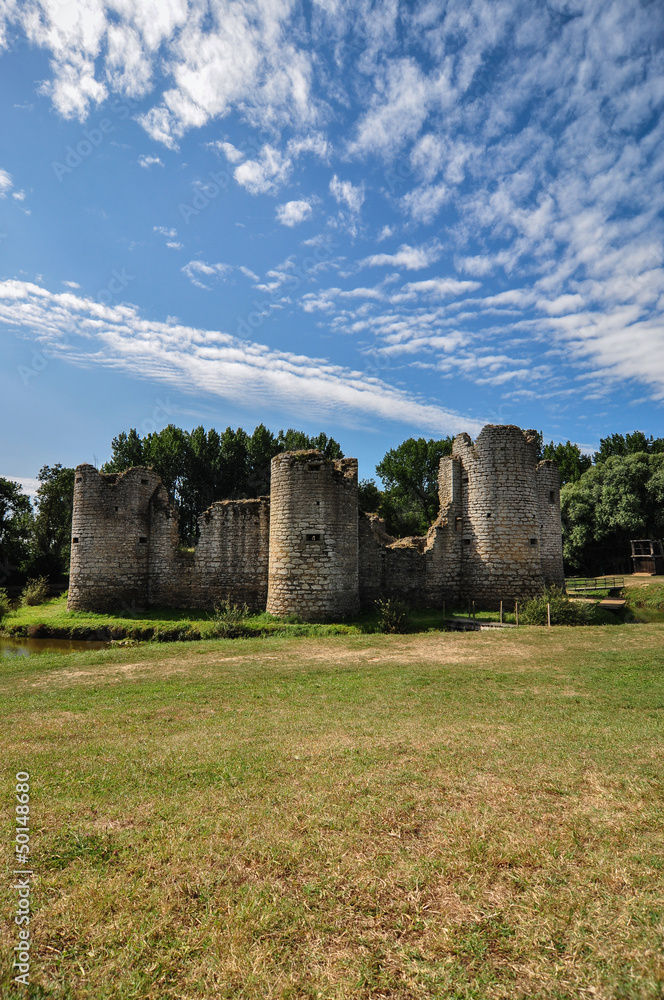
1, 0, 663, 495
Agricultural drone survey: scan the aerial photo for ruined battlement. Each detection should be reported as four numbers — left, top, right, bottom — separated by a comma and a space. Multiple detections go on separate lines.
67, 425, 564, 617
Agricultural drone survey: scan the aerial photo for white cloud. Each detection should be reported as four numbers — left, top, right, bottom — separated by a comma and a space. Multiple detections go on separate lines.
239, 265, 260, 282
0, 168, 12, 196
166, 241, 183, 249
3, 477, 39, 498
181, 260, 232, 289
138, 154, 163, 168
276, 199, 313, 227
215, 140, 245, 164
329, 175, 364, 214
61, 280, 81, 289
394, 278, 482, 302
0, 279, 481, 436
234, 144, 291, 195
400, 182, 448, 223
349, 57, 447, 158
286, 133, 330, 160
361, 242, 442, 271
154, 226, 178, 237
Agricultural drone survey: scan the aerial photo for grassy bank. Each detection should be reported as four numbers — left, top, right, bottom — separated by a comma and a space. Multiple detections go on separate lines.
0, 596, 365, 641
1, 593, 625, 644
1, 626, 663, 998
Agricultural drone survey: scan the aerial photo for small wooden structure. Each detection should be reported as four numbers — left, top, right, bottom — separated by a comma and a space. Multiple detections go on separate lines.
630, 539, 664, 575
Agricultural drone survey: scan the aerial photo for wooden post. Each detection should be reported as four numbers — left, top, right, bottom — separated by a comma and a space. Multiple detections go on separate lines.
467, 600, 471, 617
500, 600, 503, 624
547, 602, 551, 628
472, 600, 475, 620
442, 600, 445, 622
515, 601, 519, 627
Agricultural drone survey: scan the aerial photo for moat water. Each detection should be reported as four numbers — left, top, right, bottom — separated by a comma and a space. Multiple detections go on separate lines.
0, 637, 111, 658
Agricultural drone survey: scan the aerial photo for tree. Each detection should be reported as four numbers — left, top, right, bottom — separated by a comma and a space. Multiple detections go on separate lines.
102, 423, 343, 542
0, 478, 33, 583
358, 479, 383, 515
375, 436, 453, 535
541, 440, 592, 485
594, 431, 664, 463
561, 452, 664, 574
26, 465, 75, 580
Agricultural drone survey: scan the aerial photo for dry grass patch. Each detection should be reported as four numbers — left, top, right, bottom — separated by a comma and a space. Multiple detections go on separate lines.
1, 627, 663, 998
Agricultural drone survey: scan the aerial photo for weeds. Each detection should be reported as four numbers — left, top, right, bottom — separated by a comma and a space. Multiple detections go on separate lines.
209, 600, 251, 638
21, 575, 50, 606
374, 597, 410, 633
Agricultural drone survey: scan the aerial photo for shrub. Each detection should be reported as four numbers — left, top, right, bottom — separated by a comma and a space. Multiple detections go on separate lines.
21, 576, 50, 606
210, 600, 250, 638
520, 586, 594, 626
375, 597, 410, 634
0, 588, 11, 620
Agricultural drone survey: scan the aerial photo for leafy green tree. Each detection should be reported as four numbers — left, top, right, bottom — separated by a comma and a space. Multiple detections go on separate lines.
375, 437, 453, 535
26, 465, 75, 580
0, 478, 33, 583
102, 423, 343, 542
561, 452, 664, 574
106, 429, 144, 469
541, 440, 592, 485
246, 424, 279, 496
594, 431, 664, 463
358, 478, 383, 515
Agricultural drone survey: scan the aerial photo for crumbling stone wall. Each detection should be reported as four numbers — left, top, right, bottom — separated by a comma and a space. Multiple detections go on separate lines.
68, 425, 565, 616
67, 466, 270, 612
147, 493, 270, 610
359, 425, 564, 610
267, 450, 359, 620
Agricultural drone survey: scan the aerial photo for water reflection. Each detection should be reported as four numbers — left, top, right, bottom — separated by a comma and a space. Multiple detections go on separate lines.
0, 637, 111, 658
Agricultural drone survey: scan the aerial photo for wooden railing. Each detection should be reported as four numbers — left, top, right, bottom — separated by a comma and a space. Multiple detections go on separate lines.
566, 577, 624, 593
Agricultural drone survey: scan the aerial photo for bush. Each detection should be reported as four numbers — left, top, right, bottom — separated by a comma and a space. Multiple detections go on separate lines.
210, 600, 250, 639
520, 586, 594, 626
0, 588, 11, 620
375, 597, 410, 634
21, 576, 50, 606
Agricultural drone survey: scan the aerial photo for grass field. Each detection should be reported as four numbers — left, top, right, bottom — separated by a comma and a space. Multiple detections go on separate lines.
2, 625, 664, 998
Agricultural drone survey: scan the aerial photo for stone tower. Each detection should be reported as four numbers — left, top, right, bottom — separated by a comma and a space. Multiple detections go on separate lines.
450, 425, 563, 605
536, 460, 565, 587
67, 465, 162, 611
266, 450, 359, 620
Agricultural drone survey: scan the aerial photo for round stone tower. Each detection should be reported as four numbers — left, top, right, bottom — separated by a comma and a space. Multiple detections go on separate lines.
266, 450, 359, 621
67, 464, 162, 611
452, 425, 546, 605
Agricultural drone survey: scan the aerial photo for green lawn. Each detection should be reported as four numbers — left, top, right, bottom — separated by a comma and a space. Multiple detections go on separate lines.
1, 626, 663, 998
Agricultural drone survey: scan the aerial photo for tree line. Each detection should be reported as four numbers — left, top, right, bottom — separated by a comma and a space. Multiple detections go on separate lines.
1, 426, 663, 586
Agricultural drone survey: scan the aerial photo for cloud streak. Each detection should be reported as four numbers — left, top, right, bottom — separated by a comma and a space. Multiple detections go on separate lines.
0, 280, 481, 435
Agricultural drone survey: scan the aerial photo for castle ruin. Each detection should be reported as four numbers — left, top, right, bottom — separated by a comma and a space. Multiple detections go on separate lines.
67, 424, 565, 618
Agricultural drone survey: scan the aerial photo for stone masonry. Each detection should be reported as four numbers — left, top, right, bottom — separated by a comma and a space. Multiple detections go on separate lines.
266, 450, 360, 619
67, 424, 565, 618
